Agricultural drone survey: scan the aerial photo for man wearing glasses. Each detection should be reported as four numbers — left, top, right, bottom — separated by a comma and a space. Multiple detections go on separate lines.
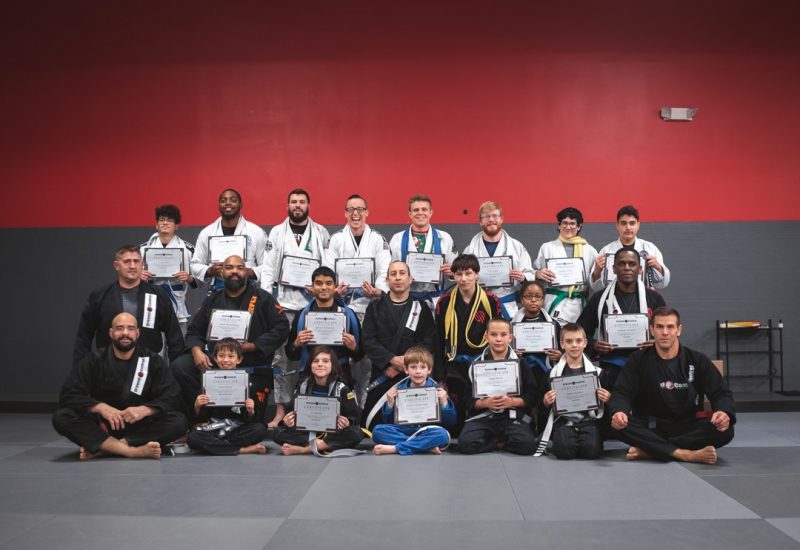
533, 206, 598, 325
140, 204, 198, 334
463, 201, 535, 319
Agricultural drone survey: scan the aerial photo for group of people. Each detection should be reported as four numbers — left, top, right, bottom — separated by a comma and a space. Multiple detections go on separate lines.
53, 189, 735, 464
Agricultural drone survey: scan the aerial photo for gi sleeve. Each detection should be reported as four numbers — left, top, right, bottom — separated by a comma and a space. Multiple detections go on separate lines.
252, 294, 290, 360
72, 291, 101, 366
361, 301, 396, 372
59, 353, 101, 411
608, 352, 642, 416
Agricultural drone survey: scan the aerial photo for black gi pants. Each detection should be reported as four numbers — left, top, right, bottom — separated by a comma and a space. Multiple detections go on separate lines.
52, 408, 188, 454
272, 426, 363, 450
187, 422, 268, 455
615, 415, 734, 461
551, 419, 603, 459
458, 415, 537, 455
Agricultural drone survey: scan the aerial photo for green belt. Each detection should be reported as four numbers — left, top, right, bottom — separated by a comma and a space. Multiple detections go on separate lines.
546, 287, 586, 315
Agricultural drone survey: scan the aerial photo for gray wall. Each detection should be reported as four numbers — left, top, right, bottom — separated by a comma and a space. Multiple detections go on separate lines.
1, 221, 796, 403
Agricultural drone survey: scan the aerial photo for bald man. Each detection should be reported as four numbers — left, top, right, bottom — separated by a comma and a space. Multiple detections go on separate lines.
53, 313, 187, 460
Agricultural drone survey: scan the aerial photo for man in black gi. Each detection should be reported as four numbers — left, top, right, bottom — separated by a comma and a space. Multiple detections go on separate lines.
73, 245, 185, 366
53, 313, 187, 459
609, 307, 735, 464
171, 255, 290, 414
361, 260, 437, 430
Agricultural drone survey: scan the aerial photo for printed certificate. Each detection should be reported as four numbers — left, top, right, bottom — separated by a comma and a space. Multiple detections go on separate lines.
143, 247, 184, 277
278, 256, 320, 288
513, 322, 555, 353
395, 387, 441, 425
472, 360, 521, 398
546, 258, 585, 287
208, 235, 247, 263
552, 373, 600, 414
604, 313, 650, 348
207, 309, 252, 342
406, 252, 444, 284
203, 369, 248, 407
305, 311, 346, 346
335, 258, 375, 288
295, 395, 340, 432
478, 256, 513, 288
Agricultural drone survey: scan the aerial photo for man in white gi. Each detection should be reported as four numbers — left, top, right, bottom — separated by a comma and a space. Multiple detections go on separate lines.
463, 200, 534, 319
260, 188, 331, 426
533, 206, 598, 325
190, 188, 267, 291
324, 194, 391, 404
140, 204, 198, 334
389, 194, 457, 306
591, 205, 670, 291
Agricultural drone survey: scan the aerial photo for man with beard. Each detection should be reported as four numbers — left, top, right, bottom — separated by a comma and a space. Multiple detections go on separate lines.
591, 205, 670, 292
260, 188, 330, 426
324, 194, 391, 404
190, 188, 267, 291
361, 260, 437, 431
463, 201, 535, 319
578, 248, 666, 392
54, 313, 187, 460
73, 245, 184, 366
389, 194, 458, 307
171, 255, 290, 414
610, 307, 735, 464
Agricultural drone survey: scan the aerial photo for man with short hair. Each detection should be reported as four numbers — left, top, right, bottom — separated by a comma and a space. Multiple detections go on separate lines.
190, 189, 267, 291
610, 307, 735, 464
361, 260, 437, 430
260, 188, 331, 426
140, 204, 198, 333
534, 206, 598, 325
54, 313, 187, 460
463, 200, 535, 319
389, 194, 457, 305
325, 194, 390, 403
171, 255, 289, 414
578, 248, 666, 390
591, 205, 670, 291
73, 246, 184, 366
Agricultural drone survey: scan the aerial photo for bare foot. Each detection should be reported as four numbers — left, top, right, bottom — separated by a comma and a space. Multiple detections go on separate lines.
626, 447, 651, 461
127, 441, 162, 459
79, 447, 110, 461
429, 446, 442, 455
674, 446, 717, 465
240, 444, 267, 455
373, 444, 397, 455
281, 443, 311, 456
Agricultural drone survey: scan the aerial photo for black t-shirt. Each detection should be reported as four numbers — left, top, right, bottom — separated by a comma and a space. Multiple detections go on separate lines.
655, 355, 690, 416
290, 222, 307, 245
221, 225, 236, 236
120, 287, 138, 317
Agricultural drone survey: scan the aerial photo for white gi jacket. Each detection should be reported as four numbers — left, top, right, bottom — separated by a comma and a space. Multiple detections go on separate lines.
592, 238, 670, 291
189, 215, 267, 284
324, 224, 391, 315
463, 230, 535, 316
139, 233, 196, 322
533, 238, 598, 324
260, 217, 331, 312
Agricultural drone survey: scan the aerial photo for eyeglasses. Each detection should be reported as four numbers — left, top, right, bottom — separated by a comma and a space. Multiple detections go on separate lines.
157, 218, 175, 224
345, 207, 367, 214
481, 214, 502, 221
521, 294, 544, 301
559, 221, 578, 228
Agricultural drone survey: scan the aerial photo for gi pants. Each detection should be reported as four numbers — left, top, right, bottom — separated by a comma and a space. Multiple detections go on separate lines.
551, 418, 603, 460
272, 310, 299, 405
458, 415, 537, 455
52, 408, 187, 454
187, 422, 268, 456
615, 415, 734, 461
272, 426, 363, 451
372, 424, 450, 455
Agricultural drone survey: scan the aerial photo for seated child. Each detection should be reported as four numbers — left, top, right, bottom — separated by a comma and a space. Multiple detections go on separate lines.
537, 323, 610, 459
372, 346, 456, 455
458, 318, 538, 455
273, 346, 364, 456
187, 338, 268, 455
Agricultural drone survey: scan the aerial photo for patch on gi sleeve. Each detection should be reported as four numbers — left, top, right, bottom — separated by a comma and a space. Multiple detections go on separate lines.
346, 392, 355, 401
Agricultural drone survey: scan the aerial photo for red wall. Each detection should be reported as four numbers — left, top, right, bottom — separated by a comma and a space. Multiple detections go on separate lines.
2, 1, 799, 227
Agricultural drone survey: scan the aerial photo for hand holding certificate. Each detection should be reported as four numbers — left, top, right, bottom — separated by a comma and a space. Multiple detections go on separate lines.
603, 314, 650, 349
209, 235, 247, 263
294, 395, 340, 432
203, 370, 248, 407
207, 309, 252, 342
143, 248, 184, 278
513, 322, 555, 353
305, 312, 346, 345
395, 387, 441, 424
279, 256, 320, 288
546, 258, 586, 287
406, 252, 444, 285
335, 258, 375, 289
478, 256, 513, 288
472, 360, 521, 397
552, 373, 600, 414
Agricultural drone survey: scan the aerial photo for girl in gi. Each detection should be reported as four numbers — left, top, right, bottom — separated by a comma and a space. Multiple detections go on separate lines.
273, 346, 364, 455
372, 346, 456, 455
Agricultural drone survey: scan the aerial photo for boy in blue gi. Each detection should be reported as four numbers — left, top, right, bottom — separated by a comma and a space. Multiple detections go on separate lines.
372, 346, 455, 455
